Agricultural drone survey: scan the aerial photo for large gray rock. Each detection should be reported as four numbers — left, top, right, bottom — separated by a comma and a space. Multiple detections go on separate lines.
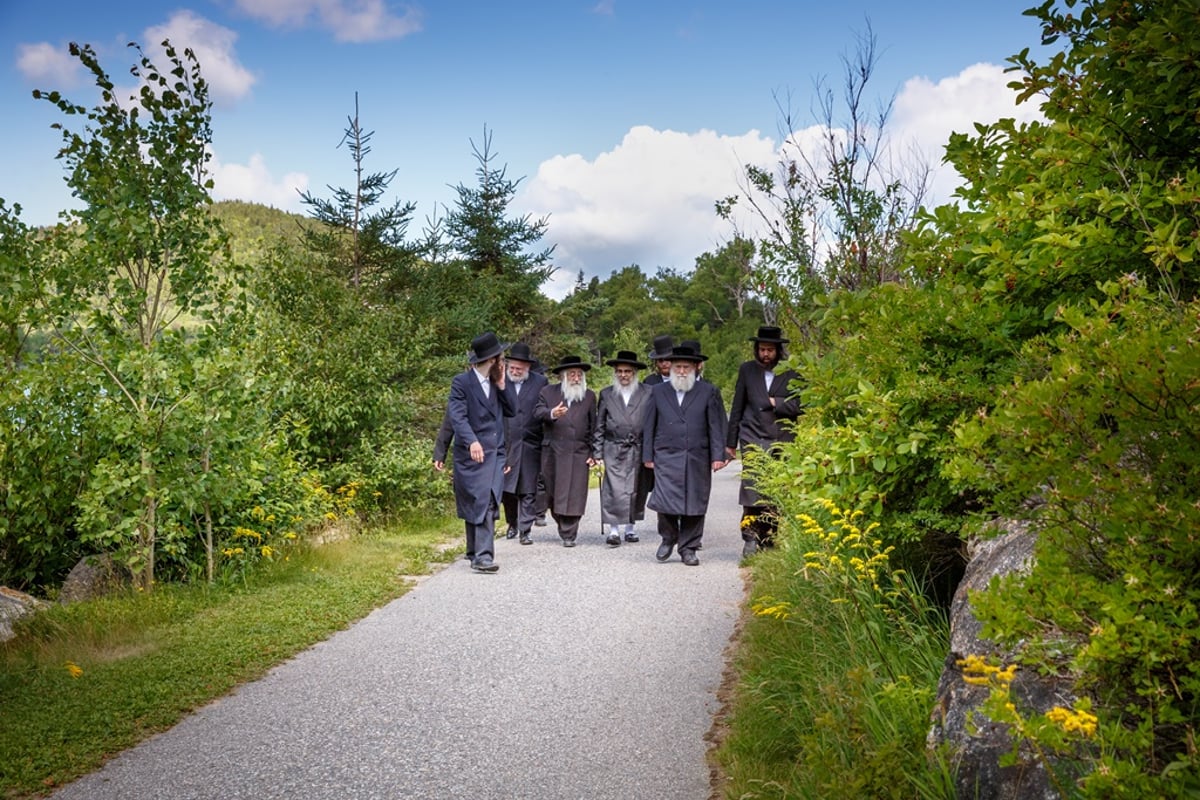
0, 586, 47, 642
928, 521, 1079, 800
59, 554, 128, 604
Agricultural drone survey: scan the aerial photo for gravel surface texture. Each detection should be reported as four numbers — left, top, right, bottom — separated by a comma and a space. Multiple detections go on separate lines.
52, 463, 748, 800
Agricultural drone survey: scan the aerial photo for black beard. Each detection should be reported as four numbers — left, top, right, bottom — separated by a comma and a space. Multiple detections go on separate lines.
756, 354, 780, 369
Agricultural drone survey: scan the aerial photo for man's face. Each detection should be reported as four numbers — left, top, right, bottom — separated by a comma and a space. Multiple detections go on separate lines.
755, 343, 780, 369
671, 361, 696, 378
507, 359, 531, 381
614, 365, 636, 387
563, 368, 584, 385
656, 358, 671, 376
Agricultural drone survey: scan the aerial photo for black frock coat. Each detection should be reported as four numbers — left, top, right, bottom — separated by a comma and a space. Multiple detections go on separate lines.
641, 380, 727, 517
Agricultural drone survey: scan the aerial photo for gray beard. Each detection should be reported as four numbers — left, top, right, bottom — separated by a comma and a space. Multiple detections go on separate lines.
670, 372, 696, 393
562, 378, 587, 404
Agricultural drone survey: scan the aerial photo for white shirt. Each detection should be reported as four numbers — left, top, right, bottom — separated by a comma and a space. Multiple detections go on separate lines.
764, 369, 775, 392
474, 367, 490, 399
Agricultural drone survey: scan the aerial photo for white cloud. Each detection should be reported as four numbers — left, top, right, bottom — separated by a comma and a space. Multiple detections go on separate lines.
210, 152, 309, 212
524, 63, 1048, 300
891, 62, 1044, 205
16, 42, 84, 86
234, 0, 424, 43
144, 12, 257, 107
522, 126, 777, 300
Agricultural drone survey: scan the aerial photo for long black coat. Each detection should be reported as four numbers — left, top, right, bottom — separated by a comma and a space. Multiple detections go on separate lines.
448, 369, 515, 524
725, 360, 802, 506
503, 372, 549, 495
642, 380, 727, 516
534, 383, 596, 517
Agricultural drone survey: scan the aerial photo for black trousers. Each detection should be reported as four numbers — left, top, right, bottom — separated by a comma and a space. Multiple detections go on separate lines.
657, 513, 705, 557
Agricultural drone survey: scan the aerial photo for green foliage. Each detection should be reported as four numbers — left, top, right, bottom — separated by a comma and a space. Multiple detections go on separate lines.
445, 125, 555, 332
953, 283, 1200, 796
717, 502, 951, 799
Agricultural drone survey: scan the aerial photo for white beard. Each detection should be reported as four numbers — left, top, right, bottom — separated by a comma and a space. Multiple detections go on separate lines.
562, 377, 587, 404
670, 372, 697, 393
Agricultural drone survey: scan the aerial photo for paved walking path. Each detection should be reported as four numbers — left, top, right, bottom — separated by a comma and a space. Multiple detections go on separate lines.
52, 465, 748, 800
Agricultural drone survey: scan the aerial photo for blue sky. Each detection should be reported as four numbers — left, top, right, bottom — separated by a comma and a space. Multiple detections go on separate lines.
1, 1, 1048, 298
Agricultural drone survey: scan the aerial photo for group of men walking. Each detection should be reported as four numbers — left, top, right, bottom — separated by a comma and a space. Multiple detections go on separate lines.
435, 326, 801, 573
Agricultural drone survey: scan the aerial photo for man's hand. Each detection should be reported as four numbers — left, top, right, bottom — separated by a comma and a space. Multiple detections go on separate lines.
644, 461, 654, 469
433, 460, 446, 472
551, 401, 567, 420
712, 459, 729, 472
724, 446, 737, 460
470, 441, 484, 462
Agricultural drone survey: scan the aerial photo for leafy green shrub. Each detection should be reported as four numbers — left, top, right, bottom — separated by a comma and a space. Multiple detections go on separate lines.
950, 283, 1200, 797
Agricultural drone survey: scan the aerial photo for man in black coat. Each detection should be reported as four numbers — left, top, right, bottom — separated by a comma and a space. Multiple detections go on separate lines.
500, 342, 549, 545
642, 334, 673, 386
447, 332, 515, 573
725, 325, 802, 557
534, 355, 598, 546
641, 344, 728, 566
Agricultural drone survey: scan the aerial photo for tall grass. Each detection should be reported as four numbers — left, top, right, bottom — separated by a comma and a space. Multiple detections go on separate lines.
716, 501, 955, 799
0, 516, 459, 799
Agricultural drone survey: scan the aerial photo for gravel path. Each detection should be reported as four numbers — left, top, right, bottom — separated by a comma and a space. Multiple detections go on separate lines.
52, 464, 748, 800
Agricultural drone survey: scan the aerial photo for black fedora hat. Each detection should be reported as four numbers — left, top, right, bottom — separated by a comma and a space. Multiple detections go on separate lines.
750, 325, 789, 344
647, 334, 674, 360
550, 354, 592, 373
605, 350, 646, 370
507, 342, 537, 364
467, 331, 506, 364
667, 344, 707, 362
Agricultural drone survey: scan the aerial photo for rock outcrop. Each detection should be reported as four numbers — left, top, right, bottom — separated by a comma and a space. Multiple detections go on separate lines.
928, 522, 1079, 800
0, 586, 47, 642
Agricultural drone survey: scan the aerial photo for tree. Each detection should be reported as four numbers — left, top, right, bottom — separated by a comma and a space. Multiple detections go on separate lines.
445, 125, 555, 332
31, 41, 231, 590
718, 23, 930, 326
298, 92, 419, 294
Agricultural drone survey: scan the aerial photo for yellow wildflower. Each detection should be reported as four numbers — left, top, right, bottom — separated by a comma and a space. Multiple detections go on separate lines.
65, 661, 83, 679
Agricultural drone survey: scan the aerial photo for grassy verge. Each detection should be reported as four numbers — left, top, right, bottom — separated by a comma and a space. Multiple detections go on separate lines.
715, 502, 956, 799
0, 515, 461, 799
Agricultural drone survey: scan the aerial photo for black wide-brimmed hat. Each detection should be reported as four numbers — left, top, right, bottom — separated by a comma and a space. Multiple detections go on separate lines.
605, 350, 646, 370
750, 325, 789, 344
667, 344, 707, 362
647, 334, 674, 360
467, 331, 506, 364
507, 342, 537, 364
550, 354, 592, 373
680, 339, 703, 356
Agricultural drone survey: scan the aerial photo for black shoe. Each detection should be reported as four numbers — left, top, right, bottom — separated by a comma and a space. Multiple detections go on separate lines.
655, 541, 675, 562
605, 533, 621, 547
681, 551, 700, 567
471, 558, 499, 573
519, 532, 533, 545
505, 526, 517, 540
624, 532, 639, 542
534, 515, 547, 527
562, 538, 576, 548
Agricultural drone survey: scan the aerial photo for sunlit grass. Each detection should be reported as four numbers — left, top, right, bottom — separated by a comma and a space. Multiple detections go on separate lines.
0, 514, 459, 799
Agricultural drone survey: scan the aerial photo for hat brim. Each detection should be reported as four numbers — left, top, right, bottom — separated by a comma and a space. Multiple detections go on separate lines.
606, 359, 646, 369
468, 343, 507, 364
551, 362, 592, 373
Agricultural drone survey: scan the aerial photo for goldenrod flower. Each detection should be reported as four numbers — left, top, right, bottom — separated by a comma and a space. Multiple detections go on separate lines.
65, 661, 83, 679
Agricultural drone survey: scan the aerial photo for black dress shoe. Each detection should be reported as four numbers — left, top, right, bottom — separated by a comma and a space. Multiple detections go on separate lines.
471, 557, 499, 573
681, 552, 700, 567
519, 532, 533, 545
624, 532, 639, 542
505, 526, 517, 540
655, 541, 675, 562
534, 514, 547, 527
605, 533, 621, 547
